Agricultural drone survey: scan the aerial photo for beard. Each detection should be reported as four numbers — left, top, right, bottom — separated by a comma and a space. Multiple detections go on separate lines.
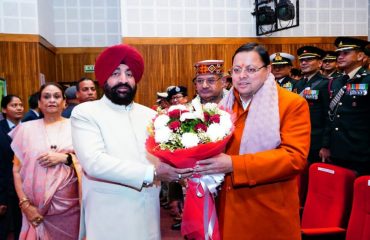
104, 82, 137, 106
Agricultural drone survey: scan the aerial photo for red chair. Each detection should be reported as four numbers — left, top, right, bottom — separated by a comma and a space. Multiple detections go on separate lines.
346, 176, 370, 240
301, 163, 356, 240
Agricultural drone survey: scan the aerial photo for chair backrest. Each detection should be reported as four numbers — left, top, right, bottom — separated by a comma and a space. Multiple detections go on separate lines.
301, 163, 356, 228
346, 176, 370, 240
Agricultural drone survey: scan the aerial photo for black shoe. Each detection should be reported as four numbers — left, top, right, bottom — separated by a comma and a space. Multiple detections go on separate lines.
171, 221, 181, 230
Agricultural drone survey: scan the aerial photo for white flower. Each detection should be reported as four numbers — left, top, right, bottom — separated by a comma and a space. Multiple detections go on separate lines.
220, 113, 233, 133
207, 123, 226, 142
154, 126, 172, 143
180, 112, 197, 122
191, 98, 204, 121
154, 115, 170, 129
203, 103, 218, 112
168, 104, 188, 112
181, 132, 200, 148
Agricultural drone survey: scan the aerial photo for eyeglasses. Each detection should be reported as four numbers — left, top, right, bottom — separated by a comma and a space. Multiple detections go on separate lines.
230, 65, 266, 75
194, 77, 220, 85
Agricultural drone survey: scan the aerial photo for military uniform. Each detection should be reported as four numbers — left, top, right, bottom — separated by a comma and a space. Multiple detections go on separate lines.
277, 76, 297, 91
270, 52, 297, 91
325, 37, 370, 175
294, 72, 330, 162
294, 46, 330, 162
294, 46, 330, 206
328, 67, 370, 174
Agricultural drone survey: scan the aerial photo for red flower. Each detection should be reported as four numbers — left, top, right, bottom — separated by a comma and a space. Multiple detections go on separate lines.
194, 123, 207, 132
169, 120, 181, 131
204, 112, 210, 122
210, 114, 220, 123
168, 109, 181, 119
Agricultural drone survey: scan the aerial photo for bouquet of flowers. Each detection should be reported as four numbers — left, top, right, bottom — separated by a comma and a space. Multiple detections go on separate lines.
146, 98, 234, 240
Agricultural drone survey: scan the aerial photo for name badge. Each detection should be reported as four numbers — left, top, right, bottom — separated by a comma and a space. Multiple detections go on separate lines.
346, 84, 368, 96
303, 89, 319, 100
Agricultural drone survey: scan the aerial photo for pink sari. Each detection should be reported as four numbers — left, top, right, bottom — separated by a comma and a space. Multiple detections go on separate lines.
10, 119, 80, 240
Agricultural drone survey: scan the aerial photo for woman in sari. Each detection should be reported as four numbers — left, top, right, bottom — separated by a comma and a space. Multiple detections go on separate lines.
11, 83, 80, 240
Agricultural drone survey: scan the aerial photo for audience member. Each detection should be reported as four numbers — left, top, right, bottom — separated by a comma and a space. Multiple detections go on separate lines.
62, 85, 79, 118
325, 37, 370, 175
321, 51, 341, 78
76, 77, 97, 103
193, 60, 226, 103
270, 52, 296, 91
11, 83, 80, 239
0, 95, 23, 240
22, 92, 42, 122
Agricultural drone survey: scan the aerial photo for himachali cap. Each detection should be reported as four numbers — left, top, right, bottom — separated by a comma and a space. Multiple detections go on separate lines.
94, 44, 144, 87
335, 37, 369, 52
194, 60, 224, 76
323, 51, 337, 61
269, 52, 295, 66
297, 46, 326, 60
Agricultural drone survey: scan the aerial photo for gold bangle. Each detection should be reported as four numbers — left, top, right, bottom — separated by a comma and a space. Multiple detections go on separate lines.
19, 197, 30, 207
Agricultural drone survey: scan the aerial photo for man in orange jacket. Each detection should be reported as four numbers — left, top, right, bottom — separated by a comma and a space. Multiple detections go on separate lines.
195, 43, 311, 240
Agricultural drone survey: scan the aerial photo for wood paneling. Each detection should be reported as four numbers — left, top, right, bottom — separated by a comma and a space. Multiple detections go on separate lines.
0, 41, 40, 109
38, 43, 57, 82
123, 36, 368, 107
1, 35, 367, 109
55, 48, 103, 83
0, 34, 56, 110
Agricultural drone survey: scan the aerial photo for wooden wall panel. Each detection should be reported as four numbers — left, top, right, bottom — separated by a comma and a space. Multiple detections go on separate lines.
1, 35, 367, 110
38, 43, 57, 83
124, 37, 367, 107
55, 48, 104, 83
0, 41, 40, 109
0, 34, 56, 110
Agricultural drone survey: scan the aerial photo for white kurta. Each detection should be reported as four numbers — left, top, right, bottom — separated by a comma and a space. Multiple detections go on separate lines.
71, 96, 161, 240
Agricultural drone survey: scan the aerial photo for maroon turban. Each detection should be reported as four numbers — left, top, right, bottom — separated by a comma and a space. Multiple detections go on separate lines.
95, 44, 144, 87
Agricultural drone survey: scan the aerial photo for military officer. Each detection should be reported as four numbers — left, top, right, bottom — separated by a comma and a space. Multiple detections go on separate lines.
321, 51, 342, 78
270, 52, 297, 91
294, 46, 330, 163
324, 37, 370, 175
293, 46, 330, 205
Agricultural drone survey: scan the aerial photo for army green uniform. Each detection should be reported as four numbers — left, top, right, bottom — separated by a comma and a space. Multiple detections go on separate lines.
294, 72, 330, 162
328, 67, 370, 174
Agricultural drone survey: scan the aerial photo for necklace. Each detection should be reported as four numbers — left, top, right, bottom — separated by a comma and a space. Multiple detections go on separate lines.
43, 119, 65, 151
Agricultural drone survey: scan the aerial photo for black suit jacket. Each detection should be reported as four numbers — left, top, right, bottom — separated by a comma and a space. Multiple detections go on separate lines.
294, 72, 330, 159
0, 119, 15, 205
22, 109, 41, 122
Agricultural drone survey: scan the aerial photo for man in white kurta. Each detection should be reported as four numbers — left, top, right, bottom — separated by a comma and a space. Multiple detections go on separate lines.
71, 44, 193, 240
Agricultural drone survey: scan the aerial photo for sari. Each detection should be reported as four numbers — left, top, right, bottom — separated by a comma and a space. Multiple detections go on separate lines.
10, 119, 80, 240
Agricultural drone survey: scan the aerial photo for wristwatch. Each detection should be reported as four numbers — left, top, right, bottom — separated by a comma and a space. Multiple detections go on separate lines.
65, 153, 73, 166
